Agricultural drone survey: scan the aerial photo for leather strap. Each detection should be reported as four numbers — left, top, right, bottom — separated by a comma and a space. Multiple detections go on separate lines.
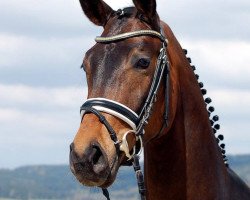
83, 98, 139, 125
81, 98, 139, 130
80, 106, 120, 153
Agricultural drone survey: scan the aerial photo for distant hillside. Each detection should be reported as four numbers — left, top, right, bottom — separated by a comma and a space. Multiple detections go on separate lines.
0, 165, 137, 200
0, 155, 249, 200
228, 154, 250, 185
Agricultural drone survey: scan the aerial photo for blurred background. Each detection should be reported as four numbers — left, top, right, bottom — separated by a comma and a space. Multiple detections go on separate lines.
0, 0, 249, 199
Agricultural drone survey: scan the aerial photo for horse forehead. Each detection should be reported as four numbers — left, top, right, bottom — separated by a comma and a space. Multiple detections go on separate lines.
85, 8, 153, 63
105, 17, 148, 37
87, 42, 128, 69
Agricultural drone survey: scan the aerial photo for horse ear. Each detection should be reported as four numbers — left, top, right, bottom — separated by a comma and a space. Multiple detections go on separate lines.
79, 0, 114, 26
132, 0, 159, 28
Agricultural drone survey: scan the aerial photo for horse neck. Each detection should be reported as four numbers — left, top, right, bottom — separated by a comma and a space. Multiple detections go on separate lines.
144, 27, 228, 200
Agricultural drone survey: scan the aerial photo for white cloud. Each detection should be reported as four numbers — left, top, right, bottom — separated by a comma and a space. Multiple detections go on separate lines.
0, 84, 86, 108
0, 34, 94, 69
210, 89, 250, 115
183, 40, 250, 75
180, 39, 250, 90
0, 33, 91, 86
0, 84, 87, 143
157, 0, 250, 41
104, 0, 133, 10
0, 108, 22, 122
1, 0, 249, 41
0, 108, 61, 130
0, 84, 87, 168
0, 34, 24, 67
0, 0, 94, 37
206, 89, 250, 154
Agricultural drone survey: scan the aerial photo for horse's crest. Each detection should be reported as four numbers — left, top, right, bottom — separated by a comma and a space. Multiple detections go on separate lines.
183, 49, 228, 166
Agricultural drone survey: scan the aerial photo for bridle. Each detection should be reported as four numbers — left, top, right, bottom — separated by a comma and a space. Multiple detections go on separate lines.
80, 28, 170, 200
80, 29, 169, 200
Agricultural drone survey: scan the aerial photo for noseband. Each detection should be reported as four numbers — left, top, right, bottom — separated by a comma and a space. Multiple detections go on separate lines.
80, 29, 170, 200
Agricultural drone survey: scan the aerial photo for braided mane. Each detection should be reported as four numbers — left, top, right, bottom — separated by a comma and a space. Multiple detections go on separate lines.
183, 48, 229, 167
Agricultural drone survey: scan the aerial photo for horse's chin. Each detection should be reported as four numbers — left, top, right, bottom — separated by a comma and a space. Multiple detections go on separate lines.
99, 161, 120, 188
75, 156, 121, 188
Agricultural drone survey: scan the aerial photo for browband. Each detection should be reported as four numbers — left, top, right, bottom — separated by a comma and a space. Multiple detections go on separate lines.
95, 30, 168, 44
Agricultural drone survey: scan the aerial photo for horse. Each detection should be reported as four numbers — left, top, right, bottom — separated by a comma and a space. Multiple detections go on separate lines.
69, 0, 250, 199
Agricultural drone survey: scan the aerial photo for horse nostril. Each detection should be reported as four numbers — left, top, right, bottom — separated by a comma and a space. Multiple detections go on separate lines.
88, 144, 108, 174
69, 142, 108, 176
92, 145, 104, 165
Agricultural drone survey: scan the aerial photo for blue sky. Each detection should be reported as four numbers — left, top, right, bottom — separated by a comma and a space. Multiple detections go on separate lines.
0, 0, 250, 168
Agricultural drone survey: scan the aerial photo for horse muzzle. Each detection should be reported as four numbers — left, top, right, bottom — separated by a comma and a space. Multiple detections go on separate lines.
69, 142, 111, 186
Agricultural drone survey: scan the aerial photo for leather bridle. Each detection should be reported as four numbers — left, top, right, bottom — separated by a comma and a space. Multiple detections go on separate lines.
80, 29, 170, 200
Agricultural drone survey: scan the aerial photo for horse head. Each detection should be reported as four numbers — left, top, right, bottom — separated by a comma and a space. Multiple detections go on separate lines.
69, 0, 177, 189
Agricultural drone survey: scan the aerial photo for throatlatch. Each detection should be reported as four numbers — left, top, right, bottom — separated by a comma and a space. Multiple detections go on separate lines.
80, 26, 170, 200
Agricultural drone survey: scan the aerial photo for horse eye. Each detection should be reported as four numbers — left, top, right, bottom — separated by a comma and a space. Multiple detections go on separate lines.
136, 58, 150, 69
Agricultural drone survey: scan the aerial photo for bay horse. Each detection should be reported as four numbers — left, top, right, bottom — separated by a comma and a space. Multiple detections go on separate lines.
69, 0, 250, 199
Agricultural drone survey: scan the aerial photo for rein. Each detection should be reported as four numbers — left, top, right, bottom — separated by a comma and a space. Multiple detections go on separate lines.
80, 29, 170, 200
